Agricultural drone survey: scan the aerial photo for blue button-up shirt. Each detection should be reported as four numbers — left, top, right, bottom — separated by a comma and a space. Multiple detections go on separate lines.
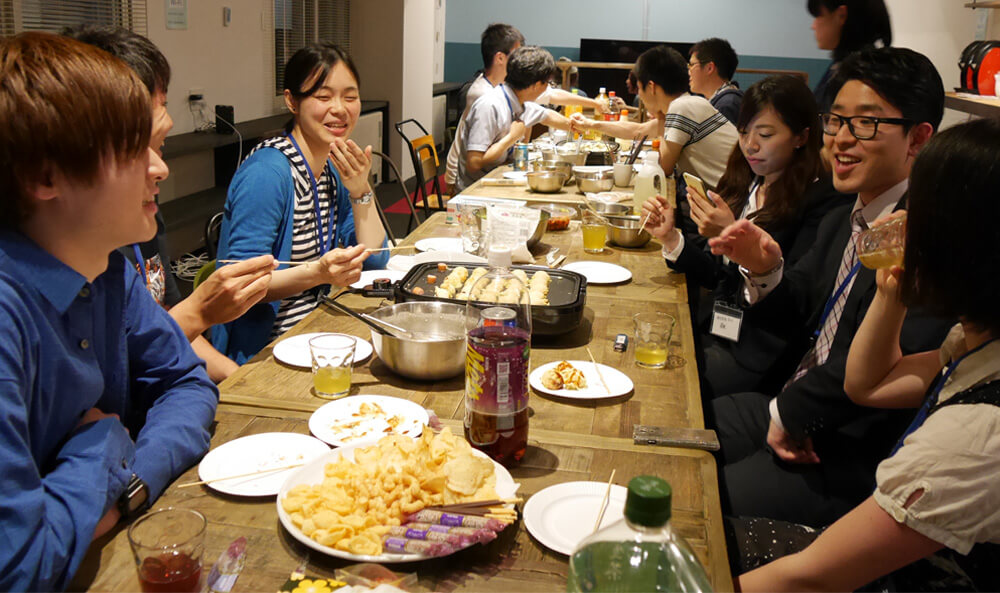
0, 231, 218, 591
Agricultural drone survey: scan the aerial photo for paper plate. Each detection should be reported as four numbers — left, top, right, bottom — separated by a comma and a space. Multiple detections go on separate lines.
523, 481, 629, 555
529, 361, 634, 399
414, 237, 464, 253
386, 251, 487, 273
272, 332, 373, 369
503, 171, 528, 181
561, 261, 632, 284
351, 269, 405, 289
197, 432, 330, 497
277, 443, 518, 563
308, 395, 429, 447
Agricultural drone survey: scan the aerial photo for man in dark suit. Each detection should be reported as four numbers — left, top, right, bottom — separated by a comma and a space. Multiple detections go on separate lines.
705, 47, 953, 527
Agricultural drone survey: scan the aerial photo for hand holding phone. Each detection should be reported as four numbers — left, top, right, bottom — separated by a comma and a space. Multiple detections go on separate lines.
682, 172, 711, 207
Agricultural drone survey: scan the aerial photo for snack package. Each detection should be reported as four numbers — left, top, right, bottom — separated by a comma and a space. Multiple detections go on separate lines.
484, 206, 540, 263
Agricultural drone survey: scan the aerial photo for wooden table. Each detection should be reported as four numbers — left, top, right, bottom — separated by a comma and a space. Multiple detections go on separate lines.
79, 211, 732, 591
75, 408, 730, 592
459, 165, 634, 208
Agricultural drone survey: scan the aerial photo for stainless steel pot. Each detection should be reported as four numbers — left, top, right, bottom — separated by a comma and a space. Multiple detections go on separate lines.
367, 301, 468, 380
526, 171, 568, 193
607, 215, 652, 248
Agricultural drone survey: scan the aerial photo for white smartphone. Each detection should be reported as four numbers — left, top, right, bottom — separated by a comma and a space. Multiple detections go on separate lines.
682, 172, 711, 207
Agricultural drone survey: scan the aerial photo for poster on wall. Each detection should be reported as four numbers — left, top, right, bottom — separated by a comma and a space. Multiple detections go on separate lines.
166, 0, 188, 30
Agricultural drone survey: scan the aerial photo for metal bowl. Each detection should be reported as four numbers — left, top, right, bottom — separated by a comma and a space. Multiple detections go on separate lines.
573, 167, 615, 193
526, 171, 568, 193
587, 201, 631, 216
367, 301, 468, 380
607, 215, 652, 248
531, 158, 574, 182
554, 146, 587, 166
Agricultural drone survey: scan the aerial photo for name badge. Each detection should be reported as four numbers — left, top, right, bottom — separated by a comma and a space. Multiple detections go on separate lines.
710, 302, 743, 342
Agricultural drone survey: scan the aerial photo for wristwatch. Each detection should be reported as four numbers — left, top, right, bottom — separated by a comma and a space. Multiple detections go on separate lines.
350, 190, 374, 205
118, 473, 150, 521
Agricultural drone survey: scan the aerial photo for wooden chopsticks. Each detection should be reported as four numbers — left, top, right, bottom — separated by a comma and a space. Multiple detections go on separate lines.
586, 347, 612, 396
217, 245, 414, 266
593, 469, 617, 532
177, 463, 305, 488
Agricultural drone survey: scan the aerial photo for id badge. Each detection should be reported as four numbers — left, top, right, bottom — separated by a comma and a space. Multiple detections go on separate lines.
710, 301, 743, 342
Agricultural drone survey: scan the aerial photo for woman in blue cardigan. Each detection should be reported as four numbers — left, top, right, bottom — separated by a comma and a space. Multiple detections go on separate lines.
215, 43, 388, 363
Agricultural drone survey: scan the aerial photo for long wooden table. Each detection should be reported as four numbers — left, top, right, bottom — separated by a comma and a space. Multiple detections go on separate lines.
79, 211, 732, 592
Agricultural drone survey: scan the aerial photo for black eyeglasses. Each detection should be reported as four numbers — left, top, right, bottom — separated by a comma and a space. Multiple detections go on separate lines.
821, 112, 911, 141
687, 61, 704, 70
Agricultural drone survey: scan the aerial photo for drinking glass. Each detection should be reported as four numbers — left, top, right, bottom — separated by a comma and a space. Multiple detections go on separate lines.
128, 508, 206, 593
858, 212, 906, 269
581, 211, 607, 254
458, 205, 485, 256
309, 334, 356, 399
633, 312, 676, 369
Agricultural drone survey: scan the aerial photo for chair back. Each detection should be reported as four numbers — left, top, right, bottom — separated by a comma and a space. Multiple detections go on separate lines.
394, 119, 448, 215
204, 211, 224, 260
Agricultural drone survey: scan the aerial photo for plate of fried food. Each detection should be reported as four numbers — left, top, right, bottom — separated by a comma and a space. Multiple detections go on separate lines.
278, 429, 519, 562
529, 360, 634, 399
308, 395, 429, 448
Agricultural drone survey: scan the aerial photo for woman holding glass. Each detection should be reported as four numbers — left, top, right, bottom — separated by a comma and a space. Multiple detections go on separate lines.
214, 43, 387, 363
641, 74, 851, 397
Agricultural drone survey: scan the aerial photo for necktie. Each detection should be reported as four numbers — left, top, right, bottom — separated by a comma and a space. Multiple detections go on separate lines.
786, 209, 867, 387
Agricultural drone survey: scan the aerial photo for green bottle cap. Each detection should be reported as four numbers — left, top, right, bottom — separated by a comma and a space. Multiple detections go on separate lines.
623, 475, 672, 527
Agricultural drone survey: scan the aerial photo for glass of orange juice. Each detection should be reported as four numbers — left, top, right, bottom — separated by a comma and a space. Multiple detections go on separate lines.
581, 211, 607, 253
309, 334, 356, 399
633, 312, 676, 369
858, 212, 906, 269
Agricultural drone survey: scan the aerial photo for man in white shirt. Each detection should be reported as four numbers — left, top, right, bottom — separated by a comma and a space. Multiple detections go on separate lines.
454, 46, 574, 192
704, 48, 953, 527
445, 23, 607, 193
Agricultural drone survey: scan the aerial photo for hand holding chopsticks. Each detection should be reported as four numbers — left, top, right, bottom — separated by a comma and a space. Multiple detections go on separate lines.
218, 244, 412, 266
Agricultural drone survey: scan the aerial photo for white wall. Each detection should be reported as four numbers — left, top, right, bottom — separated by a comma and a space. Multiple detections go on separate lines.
148, 0, 275, 137
351, 0, 434, 180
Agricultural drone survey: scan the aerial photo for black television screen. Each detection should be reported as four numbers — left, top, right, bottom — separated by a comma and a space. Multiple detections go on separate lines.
578, 38, 694, 104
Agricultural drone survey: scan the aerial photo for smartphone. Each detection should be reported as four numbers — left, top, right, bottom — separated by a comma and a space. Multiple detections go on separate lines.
682, 172, 711, 207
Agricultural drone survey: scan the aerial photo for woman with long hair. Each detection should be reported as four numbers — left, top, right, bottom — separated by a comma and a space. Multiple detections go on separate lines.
641, 74, 851, 397
808, 0, 892, 108
214, 43, 387, 364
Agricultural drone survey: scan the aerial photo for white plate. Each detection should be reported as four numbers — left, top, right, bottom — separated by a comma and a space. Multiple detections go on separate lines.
414, 237, 464, 253
272, 333, 373, 368
561, 261, 632, 284
529, 361, 634, 399
308, 395, 429, 448
523, 481, 629, 555
386, 251, 487, 273
277, 442, 518, 563
197, 432, 330, 497
351, 269, 405, 289
503, 171, 527, 181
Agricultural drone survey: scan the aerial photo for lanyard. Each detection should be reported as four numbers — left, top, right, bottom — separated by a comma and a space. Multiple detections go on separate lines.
814, 262, 862, 338
131, 244, 148, 287
889, 337, 999, 456
286, 133, 335, 254
500, 85, 519, 160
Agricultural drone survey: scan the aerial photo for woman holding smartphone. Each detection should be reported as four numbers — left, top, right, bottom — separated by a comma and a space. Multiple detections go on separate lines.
641, 74, 851, 397
214, 43, 387, 363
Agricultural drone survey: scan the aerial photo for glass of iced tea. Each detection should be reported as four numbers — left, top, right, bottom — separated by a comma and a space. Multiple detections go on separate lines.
581, 211, 607, 253
128, 508, 206, 593
309, 334, 356, 399
633, 312, 676, 369
858, 212, 906, 269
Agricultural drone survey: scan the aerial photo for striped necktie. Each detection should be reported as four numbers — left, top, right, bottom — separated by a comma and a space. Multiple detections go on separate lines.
785, 209, 867, 387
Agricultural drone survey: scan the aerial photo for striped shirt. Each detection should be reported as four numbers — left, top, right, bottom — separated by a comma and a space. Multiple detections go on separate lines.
662, 93, 738, 189
246, 136, 340, 339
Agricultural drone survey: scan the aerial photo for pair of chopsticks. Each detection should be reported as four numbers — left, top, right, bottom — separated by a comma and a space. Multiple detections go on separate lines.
593, 469, 617, 532
218, 246, 414, 266
625, 135, 649, 166
586, 347, 612, 396
423, 498, 523, 516
177, 463, 305, 488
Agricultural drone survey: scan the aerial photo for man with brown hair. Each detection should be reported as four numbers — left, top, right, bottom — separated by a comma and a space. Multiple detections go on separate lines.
0, 32, 217, 590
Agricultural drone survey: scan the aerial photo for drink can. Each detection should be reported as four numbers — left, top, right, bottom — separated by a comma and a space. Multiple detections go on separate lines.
513, 143, 529, 171
481, 306, 517, 328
